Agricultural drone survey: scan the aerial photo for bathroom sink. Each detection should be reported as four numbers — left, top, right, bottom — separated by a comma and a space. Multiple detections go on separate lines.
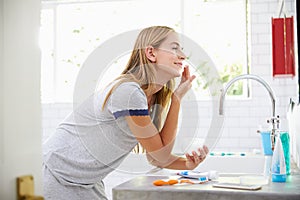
195, 154, 265, 174
114, 153, 269, 188
116, 153, 266, 175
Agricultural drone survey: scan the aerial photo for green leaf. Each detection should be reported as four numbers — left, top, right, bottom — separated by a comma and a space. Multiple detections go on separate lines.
73, 29, 80, 33
221, 75, 230, 82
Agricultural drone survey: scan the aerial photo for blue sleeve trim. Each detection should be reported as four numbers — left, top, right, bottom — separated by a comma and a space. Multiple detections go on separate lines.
113, 109, 149, 119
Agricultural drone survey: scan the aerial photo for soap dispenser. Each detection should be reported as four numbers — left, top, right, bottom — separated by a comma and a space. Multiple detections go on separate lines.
271, 133, 286, 182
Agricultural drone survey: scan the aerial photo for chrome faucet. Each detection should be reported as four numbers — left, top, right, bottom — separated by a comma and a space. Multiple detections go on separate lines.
219, 74, 280, 150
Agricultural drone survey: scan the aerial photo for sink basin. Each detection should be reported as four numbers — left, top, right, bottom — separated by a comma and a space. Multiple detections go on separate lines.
116, 153, 266, 175
195, 154, 265, 174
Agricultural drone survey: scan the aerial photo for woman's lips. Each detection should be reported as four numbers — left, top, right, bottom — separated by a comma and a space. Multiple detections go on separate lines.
174, 62, 183, 68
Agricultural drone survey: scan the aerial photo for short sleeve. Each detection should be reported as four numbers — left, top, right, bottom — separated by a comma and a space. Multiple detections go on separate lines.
107, 82, 149, 119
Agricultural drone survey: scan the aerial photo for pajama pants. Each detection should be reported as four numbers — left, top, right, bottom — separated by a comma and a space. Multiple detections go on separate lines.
43, 164, 108, 200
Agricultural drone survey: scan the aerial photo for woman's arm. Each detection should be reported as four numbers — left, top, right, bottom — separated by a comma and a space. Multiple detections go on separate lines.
125, 114, 174, 165
126, 66, 208, 170
146, 146, 209, 170
158, 94, 180, 150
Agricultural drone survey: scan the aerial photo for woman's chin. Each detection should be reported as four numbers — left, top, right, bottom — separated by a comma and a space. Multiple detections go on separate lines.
175, 70, 182, 77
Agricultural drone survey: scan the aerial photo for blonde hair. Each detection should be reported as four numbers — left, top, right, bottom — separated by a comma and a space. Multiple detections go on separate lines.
102, 26, 176, 153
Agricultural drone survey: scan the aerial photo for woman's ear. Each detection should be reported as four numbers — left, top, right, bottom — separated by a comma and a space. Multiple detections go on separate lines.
145, 46, 156, 62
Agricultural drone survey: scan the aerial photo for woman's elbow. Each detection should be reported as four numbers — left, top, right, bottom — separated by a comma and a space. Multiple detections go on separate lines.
146, 153, 173, 168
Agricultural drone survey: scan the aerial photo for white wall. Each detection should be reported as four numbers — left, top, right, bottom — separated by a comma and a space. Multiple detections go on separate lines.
0, 0, 42, 199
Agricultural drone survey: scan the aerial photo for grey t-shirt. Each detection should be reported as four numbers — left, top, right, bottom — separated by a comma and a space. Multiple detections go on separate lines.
43, 82, 149, 188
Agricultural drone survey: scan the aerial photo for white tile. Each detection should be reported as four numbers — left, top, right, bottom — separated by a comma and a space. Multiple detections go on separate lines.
257, 33, 271, 44
251, 2, 269, 14
239, 137, 261, 149
228, 127, 250, 138
252, 44, 271, 55
216, 138, 240, 148
229, 107, 250, 117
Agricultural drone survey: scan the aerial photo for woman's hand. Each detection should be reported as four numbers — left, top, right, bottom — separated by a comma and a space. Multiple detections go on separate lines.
185, 145, 209, 170
174, 65, 196, 101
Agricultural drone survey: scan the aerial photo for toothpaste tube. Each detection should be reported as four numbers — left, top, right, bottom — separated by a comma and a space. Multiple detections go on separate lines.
177, 170, 219, 180
198, 176, 209, 183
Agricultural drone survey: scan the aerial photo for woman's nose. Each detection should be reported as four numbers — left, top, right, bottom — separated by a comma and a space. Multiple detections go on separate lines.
177, 49, 186, 60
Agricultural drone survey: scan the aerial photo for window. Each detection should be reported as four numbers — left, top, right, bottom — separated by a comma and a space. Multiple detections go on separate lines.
40, 0, 249, 103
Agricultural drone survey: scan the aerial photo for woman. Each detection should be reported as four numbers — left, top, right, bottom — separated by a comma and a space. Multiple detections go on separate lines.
43, 26, 209, 199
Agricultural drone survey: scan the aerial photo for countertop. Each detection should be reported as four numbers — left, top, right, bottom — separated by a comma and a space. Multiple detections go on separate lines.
112, 172, 300, 200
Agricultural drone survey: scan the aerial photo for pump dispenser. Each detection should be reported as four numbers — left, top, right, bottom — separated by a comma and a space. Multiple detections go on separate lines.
271, 133, 286, 182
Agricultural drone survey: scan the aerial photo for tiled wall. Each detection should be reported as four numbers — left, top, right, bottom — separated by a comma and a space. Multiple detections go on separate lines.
42, 0, 298, 199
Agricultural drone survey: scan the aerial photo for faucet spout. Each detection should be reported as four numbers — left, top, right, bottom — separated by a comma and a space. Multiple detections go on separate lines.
219, 74, 276, 117
219, 74, 279, 150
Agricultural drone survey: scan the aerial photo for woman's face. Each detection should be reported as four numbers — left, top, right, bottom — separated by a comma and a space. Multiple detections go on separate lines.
155, 32, 186, 78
